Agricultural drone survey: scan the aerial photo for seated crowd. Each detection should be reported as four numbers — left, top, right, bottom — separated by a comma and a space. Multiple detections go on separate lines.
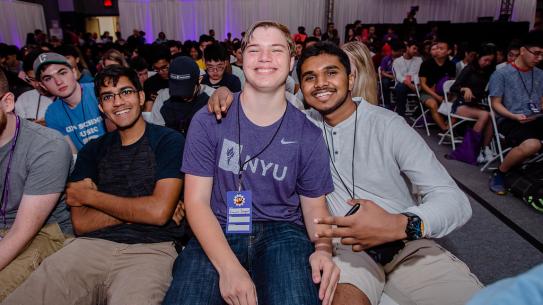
0, 17, 542, 305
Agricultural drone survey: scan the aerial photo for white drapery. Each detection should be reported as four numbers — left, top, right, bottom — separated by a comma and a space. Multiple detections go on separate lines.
0, 0, 47, 46
334, 0, 537, 40
118, 0, 327, 43
119, 0, 536, 43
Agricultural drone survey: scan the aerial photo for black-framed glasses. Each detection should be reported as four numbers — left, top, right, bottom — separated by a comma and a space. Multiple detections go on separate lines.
100, 88, 138, 103
525, 48, 543, 58
153, 65, 170, 73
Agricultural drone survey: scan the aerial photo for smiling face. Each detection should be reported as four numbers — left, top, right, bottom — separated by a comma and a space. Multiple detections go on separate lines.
242, 26, 294, 93
39, 63, 78, 98
98, 76, 145, 130
300, 53, 354, 115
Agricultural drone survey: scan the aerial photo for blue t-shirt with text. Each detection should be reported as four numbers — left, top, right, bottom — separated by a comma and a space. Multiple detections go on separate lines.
182, 93, 334, 226
45, 83, 106, 151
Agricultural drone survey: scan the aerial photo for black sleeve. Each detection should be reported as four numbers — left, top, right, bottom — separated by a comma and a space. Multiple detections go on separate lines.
450, 66, 472, 95
152, 127, 185, 180
230, 75, 242, 92
70, 139, 100, 182
418, 60, 430, 78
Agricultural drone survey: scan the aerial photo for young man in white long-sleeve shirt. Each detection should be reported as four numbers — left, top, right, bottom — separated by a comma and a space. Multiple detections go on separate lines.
392, 41, 422, 117
209, 42, 482, 305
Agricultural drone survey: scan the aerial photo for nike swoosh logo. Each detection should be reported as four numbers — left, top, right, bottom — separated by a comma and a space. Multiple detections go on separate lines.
281, 138, 297, 145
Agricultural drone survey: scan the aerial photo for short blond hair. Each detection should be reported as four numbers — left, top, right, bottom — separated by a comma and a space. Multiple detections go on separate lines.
241, 21, 295, 57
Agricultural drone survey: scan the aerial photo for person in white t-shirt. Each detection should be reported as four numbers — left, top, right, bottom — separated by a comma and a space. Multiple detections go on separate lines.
392, 40, 422, 117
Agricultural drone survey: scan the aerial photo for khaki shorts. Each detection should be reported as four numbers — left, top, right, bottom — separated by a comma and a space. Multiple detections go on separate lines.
0, 223, 66, 301
333, 239, 483, 305
3, 237, 178, 305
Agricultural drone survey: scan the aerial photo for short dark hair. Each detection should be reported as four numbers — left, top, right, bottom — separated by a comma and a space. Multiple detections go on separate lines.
522, 30, 543, 48
305, 36, 320, 45
23, 49, 45, 73
199, 35, 214, 45
204, 44, 228, 62
151, 47, 170, 65
130, 56, 148, 72
406, 40, 418, 48
0, 69, 8, 96
55, 45, 80, 58
296, 42, 351, 81
94, 65, 143, 100
432, 40, 450, 49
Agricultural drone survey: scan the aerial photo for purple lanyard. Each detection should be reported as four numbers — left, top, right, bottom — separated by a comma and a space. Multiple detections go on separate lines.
1, 115, 21, 224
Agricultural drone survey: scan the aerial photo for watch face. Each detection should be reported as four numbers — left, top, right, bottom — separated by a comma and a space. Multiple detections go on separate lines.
403, 213, 423, 240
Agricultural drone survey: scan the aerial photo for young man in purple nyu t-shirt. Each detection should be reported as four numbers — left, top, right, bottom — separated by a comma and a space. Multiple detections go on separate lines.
162, 21, 339, 305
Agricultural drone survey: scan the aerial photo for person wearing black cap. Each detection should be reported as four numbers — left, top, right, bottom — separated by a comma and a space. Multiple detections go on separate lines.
149, 56, 210, 135
34, 52, 106, 153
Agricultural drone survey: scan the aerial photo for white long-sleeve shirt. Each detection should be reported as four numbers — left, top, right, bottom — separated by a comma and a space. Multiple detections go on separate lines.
392, 56, 422, 84
305, 98, 471, 238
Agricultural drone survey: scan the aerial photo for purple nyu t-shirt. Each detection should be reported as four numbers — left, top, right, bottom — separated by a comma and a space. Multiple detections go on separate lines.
182, 93, 334, 226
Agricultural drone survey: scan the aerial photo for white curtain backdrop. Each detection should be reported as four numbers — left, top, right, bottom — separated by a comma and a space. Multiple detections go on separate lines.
119, 0, 327, 43
335, 0, 537, 40
0, 0, 47, 46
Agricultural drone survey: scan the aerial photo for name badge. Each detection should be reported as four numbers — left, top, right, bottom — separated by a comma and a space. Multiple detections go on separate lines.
226, 190, 252, 234
529, 103, 540, 114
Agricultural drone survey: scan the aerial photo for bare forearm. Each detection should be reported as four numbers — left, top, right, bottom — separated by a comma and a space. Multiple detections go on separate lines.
71, 206, 123, 235
187, 203, 241, 274
0, 228, 37, 270
492, 100, 518, 120
301, 197, 333, 254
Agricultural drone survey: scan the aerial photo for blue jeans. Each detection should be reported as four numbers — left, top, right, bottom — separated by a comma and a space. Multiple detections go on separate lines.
162, 222, 321, 305
394, 82, 412, 117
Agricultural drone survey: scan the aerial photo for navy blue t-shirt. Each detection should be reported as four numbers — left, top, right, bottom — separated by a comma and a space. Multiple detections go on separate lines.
71, 123, 186, 244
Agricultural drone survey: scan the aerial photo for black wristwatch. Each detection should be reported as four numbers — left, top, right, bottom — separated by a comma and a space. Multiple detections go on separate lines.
401, 212, 424, 240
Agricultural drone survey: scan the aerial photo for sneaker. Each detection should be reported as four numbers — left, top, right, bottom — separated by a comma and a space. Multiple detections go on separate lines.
489, 171, 507, 195
477, 151, 485, 164
483, 146, 495, 162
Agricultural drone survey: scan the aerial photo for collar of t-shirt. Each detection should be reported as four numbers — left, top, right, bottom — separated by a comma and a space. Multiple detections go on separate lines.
511, 62, 532, 73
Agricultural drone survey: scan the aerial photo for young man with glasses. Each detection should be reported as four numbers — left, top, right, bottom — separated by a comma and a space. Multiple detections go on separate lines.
0, 70, 72, 301
488, 31, 543, 195
3, 66, 187, 304
201, 44, 241, 92
144, 48, 171, 110
35, 52, 106, 153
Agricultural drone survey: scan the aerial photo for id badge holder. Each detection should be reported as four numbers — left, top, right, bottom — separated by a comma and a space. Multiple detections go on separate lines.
226, 190, 252, 234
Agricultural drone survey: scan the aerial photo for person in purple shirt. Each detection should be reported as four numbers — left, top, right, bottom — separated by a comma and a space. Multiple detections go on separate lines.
379, 40, 403, 108
162, 21, 339, 305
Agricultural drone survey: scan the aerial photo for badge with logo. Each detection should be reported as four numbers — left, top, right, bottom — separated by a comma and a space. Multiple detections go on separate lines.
226, 190, 252, 234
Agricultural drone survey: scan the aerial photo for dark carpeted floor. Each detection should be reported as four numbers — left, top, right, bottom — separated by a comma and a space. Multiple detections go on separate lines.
416, 127, 543, 285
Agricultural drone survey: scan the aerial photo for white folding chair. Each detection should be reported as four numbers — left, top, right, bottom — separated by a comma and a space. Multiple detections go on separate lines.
410, 77, 432, 136
437, 80, 477, 149
481, 97, 510, 171
481, 97, 543, 171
